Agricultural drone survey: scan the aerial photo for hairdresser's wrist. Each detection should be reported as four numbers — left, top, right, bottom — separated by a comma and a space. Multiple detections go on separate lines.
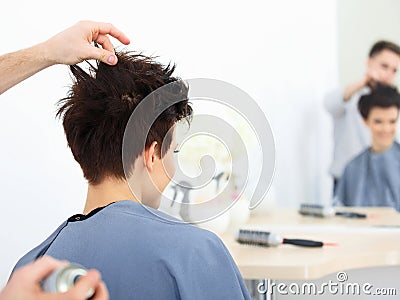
343, 79, 367, 101
34, 40, 59, 68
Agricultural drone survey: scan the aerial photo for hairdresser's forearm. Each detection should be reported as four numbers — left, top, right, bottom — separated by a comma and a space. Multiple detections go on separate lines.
0, 43, 55, 95
343, 78, 367, 101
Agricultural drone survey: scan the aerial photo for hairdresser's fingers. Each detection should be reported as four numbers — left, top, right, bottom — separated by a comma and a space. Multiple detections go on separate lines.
21, 256, 67, 283
91, 33, 118, 64
90, 281, 110, 300
363, 72, 371, 83
63, 269, 107, 299
93, 22, 130, 45
81, 44, 117, 65
367, 68, 380, 82
94, 34, 115, 54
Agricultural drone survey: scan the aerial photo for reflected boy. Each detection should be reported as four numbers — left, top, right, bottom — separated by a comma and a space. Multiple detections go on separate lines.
335, 84, 400, 211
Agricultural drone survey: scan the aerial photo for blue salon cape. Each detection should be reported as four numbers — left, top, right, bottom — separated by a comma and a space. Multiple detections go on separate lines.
12, 200, 251, 299
335, 142, 400, 211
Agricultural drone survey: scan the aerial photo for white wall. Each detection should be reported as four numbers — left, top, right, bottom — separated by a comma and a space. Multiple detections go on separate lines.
338, 0, 400, 87
0, 0, 338, 287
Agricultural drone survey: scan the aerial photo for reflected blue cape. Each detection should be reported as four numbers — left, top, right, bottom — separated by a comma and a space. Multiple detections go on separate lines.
335, 142, 400, 211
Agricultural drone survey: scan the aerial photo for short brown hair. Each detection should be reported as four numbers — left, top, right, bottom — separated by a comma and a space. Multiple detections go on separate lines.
369, 40, 400, 57
358, 83, 400, 119
57, 51, 192, 184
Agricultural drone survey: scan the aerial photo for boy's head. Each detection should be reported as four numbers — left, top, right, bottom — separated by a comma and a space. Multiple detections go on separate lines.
358, 83, 400, 152
367, 40, 400, 85
57, 51, 192, 196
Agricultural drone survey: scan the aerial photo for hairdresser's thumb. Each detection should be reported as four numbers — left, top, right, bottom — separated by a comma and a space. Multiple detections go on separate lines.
104, 52, 118, 65
60, 269, 103, 299
90, 47, 118, 65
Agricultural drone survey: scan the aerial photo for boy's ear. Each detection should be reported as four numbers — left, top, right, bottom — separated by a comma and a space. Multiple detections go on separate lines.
144, 141, 158, 172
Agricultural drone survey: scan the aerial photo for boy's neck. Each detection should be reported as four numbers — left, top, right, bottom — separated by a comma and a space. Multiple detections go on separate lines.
83, 177, 140, 214
370, 142, 393, 154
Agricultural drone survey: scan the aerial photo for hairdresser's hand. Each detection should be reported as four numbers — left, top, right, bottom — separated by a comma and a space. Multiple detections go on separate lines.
42, 20, 130, 66
343, 71, 379, 101
366, 67, 381, 84
0, 256, 109, 300
343, 75, 368, 101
